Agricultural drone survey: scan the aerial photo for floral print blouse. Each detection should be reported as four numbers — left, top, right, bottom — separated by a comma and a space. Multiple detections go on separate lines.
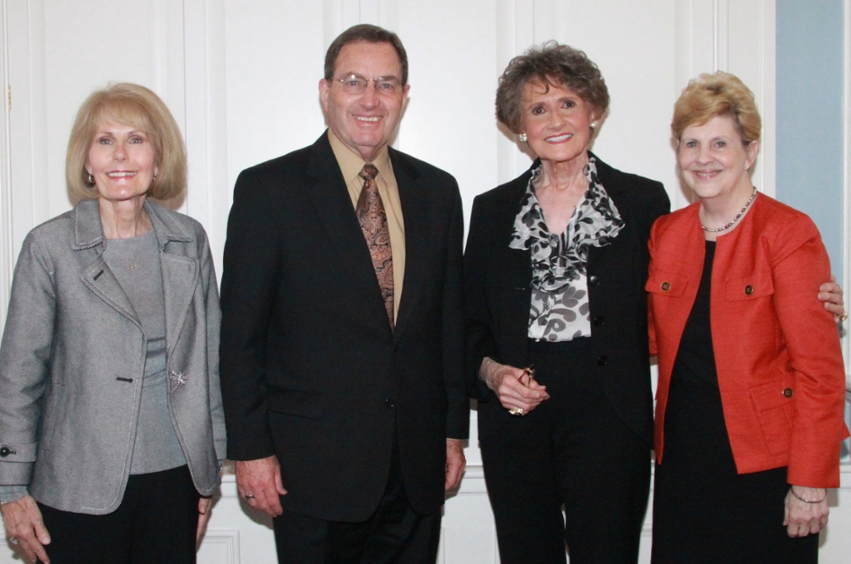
509, 158, 624, 341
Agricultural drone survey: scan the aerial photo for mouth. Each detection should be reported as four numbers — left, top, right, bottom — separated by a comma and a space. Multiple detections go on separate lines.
545, 133, 573, 143
106, 171, 137, 179
354, 115, 382, 123
692, 169, 721, 180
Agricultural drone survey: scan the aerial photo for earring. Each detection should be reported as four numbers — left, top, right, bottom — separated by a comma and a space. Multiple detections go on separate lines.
87, 173, 94, 185
590, 122, 598, 130
518, 133, 527, 143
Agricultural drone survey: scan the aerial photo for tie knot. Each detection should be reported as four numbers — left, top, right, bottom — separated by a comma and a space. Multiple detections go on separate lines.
359, 164, 379, 182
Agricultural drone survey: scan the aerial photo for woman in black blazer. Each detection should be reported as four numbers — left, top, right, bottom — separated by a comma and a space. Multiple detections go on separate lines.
464, 41, 670, 564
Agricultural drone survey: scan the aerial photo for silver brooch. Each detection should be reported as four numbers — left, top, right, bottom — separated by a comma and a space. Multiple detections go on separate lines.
169, 370, 189, 391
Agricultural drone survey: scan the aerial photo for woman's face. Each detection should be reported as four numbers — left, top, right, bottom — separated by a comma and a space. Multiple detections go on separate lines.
677, 114, 759, 203
85, 119, 158, 204
519, 80, 596, 165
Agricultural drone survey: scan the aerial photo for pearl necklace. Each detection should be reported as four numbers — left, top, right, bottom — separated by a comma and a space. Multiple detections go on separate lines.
701, 188, 758, 233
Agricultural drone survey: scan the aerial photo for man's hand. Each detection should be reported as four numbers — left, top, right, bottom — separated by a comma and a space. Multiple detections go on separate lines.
235, 456, 287, 517
445, 439, 466, 491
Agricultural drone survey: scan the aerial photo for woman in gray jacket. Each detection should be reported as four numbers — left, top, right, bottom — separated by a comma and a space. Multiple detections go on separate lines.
0, 83, 225, 564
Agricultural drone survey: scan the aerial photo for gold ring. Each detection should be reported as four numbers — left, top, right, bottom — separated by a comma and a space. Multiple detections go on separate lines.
509, 407, 526, 416
8, 537, 18, 545
840, 310, 848, 322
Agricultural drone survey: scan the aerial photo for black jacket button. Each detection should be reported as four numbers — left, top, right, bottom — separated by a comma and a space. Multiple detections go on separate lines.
589, 275, 600, 286
783, 388, 793, 398
745, 285, 754, 295
0, 447, 10, 457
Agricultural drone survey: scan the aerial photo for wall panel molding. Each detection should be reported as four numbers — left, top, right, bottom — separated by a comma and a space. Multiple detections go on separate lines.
0, 0, 12, 337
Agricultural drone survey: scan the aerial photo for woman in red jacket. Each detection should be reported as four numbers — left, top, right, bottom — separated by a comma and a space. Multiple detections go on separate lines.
647, 72, 848, 563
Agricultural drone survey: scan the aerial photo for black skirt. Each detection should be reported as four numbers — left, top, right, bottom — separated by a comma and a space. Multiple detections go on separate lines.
651, 379, 818, 564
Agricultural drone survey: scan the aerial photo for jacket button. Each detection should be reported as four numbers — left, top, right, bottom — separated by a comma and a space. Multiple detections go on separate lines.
589, 275, 600, 286
385, 398, 395, 408
661, 282, 670, 292
0, 447, 10, 457
593, 315, 605, 327
783, 388, 793, 398
745, 285, 754, 295
596, 355, 608, 367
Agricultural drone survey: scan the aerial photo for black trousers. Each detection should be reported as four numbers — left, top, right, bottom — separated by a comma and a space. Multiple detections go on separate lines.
272, 441, 441, 564
37, 465, 199, 564
652, 379, 819, 563
480, 338, 651, 564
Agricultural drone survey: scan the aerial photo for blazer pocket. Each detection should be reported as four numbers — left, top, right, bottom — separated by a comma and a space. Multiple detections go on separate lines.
724, 271, 774, 301
750, 378, 794, 455
267, 387, 326, 420
645, 268, 688, 298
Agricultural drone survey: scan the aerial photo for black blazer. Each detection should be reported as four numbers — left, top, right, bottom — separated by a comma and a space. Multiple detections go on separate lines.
464, 154, 670, 445
220, 132, 468, 522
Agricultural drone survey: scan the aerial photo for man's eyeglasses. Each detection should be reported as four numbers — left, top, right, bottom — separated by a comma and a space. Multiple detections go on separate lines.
333, 74, 403, 95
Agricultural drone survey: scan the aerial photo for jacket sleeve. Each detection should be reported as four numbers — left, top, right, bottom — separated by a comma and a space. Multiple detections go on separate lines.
0, 231, 56, 486
769, 216, 848, 487
463, 196, 502, 401
442, 184, 469, 439
199, 229, 226, 463
219, 168, 281, 461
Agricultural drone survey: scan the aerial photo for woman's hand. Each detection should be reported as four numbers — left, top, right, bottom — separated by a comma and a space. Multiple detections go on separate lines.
480, 358, 549, 415
784, 486, 828, 538
196, 496, 212, 546
0, 495, 50, 563
818, 275, 846, 322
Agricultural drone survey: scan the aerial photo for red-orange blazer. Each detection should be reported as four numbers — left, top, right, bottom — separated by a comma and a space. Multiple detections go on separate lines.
647, 194, 848, 488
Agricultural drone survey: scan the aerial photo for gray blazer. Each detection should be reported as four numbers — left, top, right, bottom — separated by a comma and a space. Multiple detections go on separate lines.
0, 199, 225, 514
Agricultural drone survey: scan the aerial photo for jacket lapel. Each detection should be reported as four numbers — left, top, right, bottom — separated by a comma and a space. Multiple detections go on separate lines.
146, 202, 199, 357
74, 200, 141, 328
392, 151, 424, 339
305, 133, 394, 337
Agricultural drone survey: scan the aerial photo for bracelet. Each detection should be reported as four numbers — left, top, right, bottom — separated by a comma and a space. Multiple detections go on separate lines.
789, 487, 826, 504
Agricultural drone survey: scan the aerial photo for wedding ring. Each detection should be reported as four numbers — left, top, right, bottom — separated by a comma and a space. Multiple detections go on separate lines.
8, 537, 18, 545
244, 494, 256, 501
509, 407, 525, 416
840, 310, 848, 322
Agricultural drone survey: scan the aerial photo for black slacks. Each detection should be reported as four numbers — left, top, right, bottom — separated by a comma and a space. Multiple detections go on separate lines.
480, 338, 651, 564
37, 465, 199, 564
652, 379, 818, 563
272, 440, 442, 564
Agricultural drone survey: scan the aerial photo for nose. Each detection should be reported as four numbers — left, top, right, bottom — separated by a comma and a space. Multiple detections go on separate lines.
360, 84, 379, 108
695, 144, 712, 164
113, 141, 127, 161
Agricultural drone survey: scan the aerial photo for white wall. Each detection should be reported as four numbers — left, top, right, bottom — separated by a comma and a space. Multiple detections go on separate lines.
0, 1, 848, 562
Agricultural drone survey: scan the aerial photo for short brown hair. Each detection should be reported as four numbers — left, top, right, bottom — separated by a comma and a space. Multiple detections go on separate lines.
324, 24, 408, 85
496, 41, 609, 133
671, 71, 761, 144
66, 83, 187, 202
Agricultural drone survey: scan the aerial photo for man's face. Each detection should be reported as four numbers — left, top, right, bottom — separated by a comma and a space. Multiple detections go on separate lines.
320, 41, 409, 162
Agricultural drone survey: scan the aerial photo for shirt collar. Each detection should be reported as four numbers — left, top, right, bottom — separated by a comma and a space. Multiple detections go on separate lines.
327, 128, 393, 185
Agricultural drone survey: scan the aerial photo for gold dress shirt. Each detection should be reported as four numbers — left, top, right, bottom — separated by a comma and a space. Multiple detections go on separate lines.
328, 129, 406, 322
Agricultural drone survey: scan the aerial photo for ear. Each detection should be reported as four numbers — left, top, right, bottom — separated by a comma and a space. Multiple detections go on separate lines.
319, 79, 331, 113
744, 139, 760, 170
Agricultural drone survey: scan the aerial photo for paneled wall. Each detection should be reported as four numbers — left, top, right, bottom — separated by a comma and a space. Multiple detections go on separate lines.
0, 1, 848, 562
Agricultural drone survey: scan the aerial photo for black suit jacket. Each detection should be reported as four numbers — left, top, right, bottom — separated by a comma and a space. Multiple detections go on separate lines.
464, 154, 670, 445
220, 132, 468, 521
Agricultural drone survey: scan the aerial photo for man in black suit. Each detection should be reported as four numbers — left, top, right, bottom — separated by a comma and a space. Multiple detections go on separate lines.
219, 24, 467, 563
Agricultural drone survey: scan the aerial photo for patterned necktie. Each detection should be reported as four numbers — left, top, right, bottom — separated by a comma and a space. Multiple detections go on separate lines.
357, 164, 394, 329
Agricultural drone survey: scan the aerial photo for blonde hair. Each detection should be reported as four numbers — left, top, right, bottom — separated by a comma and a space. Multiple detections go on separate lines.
66, 83, 186, 202
671, 71, 761, 145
